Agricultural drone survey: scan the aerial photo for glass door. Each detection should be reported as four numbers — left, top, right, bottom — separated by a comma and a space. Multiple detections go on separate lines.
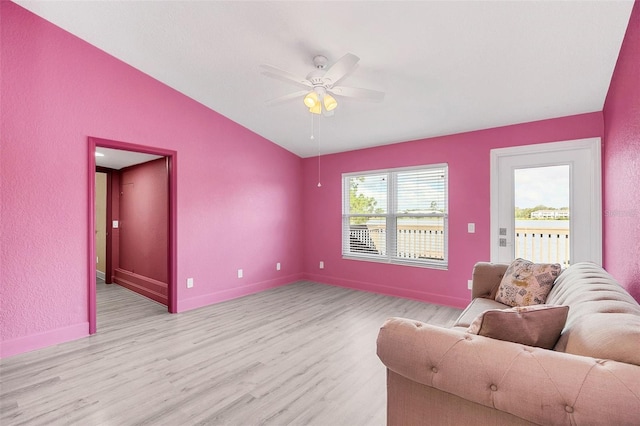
514, 165, 570, 267
491, 138, 602, 266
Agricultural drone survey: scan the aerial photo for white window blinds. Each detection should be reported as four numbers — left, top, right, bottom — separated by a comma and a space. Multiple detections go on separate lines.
342, 164, 448, 268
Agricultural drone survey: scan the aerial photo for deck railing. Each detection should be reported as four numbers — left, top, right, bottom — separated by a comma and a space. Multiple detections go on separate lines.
515, 227, 570, 267
349, 224, 444, 260
349, 224, 570, 265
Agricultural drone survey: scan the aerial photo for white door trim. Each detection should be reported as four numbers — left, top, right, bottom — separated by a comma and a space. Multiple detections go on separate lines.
490, 138, 602, 265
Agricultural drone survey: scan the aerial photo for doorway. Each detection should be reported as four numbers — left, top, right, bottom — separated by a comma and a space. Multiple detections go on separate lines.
490, 138, 602, 266
88, 137, 177, 334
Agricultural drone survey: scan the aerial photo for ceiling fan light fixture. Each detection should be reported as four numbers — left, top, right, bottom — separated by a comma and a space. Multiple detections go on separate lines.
262, 53, 384, 117
309, 103, 322, 115
303, 91, 319, 108
323, 94, 338, 111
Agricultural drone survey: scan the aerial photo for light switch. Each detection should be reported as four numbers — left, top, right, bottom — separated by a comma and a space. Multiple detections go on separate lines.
112, 220, 119, 229
468, 223, 475, 233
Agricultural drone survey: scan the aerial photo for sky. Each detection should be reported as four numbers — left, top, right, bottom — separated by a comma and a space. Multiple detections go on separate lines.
514, 165, 570, 209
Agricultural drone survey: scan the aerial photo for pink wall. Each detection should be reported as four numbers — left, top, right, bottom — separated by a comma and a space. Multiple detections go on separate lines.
1, 1, 632, 359
0, 2, 304, 358
302, 113, 604, 308
603, 0, 640, 300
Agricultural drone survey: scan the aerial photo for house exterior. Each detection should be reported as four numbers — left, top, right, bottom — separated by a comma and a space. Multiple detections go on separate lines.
530, 210, 570, 219
1, 0, 639, 358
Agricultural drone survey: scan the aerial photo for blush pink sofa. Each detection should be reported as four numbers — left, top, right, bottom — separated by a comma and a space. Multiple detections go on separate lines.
377, 262, 640, 425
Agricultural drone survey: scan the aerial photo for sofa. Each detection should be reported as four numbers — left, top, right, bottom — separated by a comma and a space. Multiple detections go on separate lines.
377, 261, 640, 425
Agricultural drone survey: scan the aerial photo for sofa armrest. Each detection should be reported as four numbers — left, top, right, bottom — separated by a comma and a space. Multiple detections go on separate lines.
471, 261, 508, 299
377, 317, 640, 425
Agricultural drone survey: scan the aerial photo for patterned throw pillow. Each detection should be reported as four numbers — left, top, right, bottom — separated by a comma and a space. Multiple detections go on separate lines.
495, 258, 561, 307
467, 304, 569, 349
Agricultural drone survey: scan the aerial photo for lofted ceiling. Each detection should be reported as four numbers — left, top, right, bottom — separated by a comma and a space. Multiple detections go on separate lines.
15, 1, 634, 158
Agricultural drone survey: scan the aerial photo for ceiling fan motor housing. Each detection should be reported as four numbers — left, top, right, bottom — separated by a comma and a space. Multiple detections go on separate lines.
306, 69, 328, 87
305, 55, 330, 87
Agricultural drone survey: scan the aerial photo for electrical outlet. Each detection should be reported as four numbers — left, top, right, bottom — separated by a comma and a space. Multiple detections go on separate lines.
467, 279, 473, 290
237, 269, 243, 278
319, 261, 324, 269
468, 223, 475, 233
276, 262, 281, 271
187, 278, 194, 288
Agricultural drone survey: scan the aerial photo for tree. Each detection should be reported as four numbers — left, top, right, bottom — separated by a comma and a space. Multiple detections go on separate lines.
350, 177, 381, 224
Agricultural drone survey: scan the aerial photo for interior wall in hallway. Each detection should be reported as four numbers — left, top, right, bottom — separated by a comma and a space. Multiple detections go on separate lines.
114, 158, 169, 305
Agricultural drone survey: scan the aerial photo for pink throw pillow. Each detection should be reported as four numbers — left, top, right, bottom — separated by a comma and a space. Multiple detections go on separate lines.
467, 304, 569, 349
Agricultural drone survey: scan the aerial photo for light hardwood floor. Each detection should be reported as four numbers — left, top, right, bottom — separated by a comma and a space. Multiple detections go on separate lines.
1, 281, 462, 426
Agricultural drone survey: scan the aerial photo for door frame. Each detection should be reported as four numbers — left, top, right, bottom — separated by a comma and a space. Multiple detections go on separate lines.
490, 137, 602, 265
88, 137, 178, 334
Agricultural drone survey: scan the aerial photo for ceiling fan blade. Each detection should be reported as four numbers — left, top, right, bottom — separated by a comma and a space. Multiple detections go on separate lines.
265, 90, 309, 106
330, 86, 385, 102
323, 53, 360, 86
260, 64, 312, 90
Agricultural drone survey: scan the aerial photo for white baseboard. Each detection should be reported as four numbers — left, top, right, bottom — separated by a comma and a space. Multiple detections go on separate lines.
97, 270, 105, 280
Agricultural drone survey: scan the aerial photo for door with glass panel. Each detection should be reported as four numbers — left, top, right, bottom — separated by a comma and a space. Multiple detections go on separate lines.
491, 138, 602, 266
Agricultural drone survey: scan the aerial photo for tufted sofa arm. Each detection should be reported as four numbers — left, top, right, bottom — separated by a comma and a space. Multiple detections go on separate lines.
377, 317, 640, 425
471, 261, 508, 300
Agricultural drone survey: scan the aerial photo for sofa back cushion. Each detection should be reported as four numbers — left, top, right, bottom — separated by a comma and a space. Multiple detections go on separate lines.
546, 262, 640, 366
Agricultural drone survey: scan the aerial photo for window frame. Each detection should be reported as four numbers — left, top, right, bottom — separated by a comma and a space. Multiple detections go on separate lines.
342, 164, 448, 269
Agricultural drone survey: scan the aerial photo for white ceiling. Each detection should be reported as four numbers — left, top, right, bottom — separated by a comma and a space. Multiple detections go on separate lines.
15, 1, 634, 158
95, 147, 163, 170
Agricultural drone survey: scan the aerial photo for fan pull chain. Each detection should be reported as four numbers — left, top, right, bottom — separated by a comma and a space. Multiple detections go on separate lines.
317, 115, 322, 187
310, 112, 315, 140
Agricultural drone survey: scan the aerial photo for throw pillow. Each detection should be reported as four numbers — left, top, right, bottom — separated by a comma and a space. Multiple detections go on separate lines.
495, 258, 561, 307
467, 304, 569, 349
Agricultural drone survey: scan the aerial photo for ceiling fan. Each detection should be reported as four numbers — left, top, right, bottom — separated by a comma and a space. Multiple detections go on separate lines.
260, 53, 385, 116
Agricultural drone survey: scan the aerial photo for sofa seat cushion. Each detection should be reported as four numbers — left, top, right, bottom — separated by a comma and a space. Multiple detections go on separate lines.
467, 305, 569, 349
495, 258, 562, 307
453, 297, 508, 328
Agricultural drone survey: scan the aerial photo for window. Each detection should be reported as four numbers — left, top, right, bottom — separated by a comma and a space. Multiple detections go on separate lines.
342, 164, 448, 268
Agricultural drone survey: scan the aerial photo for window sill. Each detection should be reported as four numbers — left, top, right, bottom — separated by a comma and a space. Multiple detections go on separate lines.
342, 254, 448, 270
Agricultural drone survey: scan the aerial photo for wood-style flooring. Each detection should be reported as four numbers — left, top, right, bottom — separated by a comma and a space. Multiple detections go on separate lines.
1, 280, 462, 426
